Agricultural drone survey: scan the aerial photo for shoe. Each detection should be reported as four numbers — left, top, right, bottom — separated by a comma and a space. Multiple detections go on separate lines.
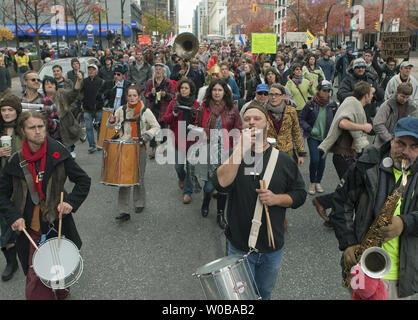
201, 192, 211, 217
70, 151, 76, 159
217, 210, 227, 230
1, 246, 18, 282
315, 183, 324, 193
312, 198, 329, 222
135, 207, 144, 214
115, 213, 131, 221
183, 195, 192, 204
178, 180, 184, 190
88, 147, 97, 154
96, 146, 103, 151
308, 183, 316, 195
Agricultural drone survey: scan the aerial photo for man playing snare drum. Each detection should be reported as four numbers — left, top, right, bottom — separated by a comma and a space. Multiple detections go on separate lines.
213, 103, 307, 300
0, 110, 91, 300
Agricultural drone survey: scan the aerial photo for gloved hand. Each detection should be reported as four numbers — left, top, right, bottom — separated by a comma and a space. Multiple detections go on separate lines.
173, 104, 179, 115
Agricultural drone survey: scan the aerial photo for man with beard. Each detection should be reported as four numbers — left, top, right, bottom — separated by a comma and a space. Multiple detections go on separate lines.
337, 58, 384, 121
214, 103, 306, 300
330, 117, 418, 300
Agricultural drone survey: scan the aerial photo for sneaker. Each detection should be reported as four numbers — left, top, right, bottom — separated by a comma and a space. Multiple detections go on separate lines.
308, 183, 316, 195
70, 151, 76, 159
315, 183, 324, 193
96, 146, 103, 151
88, 147, 97, 154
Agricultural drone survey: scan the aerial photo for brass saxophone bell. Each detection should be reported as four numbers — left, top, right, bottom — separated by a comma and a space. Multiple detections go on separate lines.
360, 247, 392, 279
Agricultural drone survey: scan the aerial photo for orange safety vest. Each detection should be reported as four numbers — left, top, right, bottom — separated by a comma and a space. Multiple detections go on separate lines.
15, 54, 29, 68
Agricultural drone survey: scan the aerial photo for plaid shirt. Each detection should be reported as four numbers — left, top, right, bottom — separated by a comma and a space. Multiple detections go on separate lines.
21, 93, 60, 138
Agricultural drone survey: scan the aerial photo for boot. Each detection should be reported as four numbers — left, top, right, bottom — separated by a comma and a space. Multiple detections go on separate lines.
2, 246, 18, 282
201, 192, 211, 217
216, 194, 228, 230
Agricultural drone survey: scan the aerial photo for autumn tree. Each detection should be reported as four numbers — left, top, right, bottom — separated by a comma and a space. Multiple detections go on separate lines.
143, 13, 174, 40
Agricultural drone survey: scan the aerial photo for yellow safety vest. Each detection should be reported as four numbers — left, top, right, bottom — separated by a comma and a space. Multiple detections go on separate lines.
15, 54, 29, 68
0, 54, 5, 67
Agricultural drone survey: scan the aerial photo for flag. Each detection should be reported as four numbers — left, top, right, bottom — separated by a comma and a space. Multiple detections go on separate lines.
237, 25, 245, 46
164, 32, 173, 47
306, 29, 315, 45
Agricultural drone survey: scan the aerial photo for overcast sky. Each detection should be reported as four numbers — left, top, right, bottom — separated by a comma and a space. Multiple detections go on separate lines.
178, 0, 200, 32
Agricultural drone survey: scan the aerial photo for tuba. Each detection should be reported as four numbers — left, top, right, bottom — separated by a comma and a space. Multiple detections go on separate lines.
173, 32, 199, 77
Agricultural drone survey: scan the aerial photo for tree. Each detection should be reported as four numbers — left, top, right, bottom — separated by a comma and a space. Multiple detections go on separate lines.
142, 13, 174, 40
0, 26, 14, 42
16, 0, 53, 59
66, 0, 100, 55
243, 21, 273, 34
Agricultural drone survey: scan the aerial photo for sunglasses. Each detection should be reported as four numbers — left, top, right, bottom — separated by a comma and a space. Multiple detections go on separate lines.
256, 91, 269, 96
114, 73, 123, 76
29, 78, 41, 82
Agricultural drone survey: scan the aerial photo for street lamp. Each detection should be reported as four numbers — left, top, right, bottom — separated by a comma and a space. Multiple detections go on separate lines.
96, 1, 102, 50
324, 1, 337, 44
13, 0, 19, 48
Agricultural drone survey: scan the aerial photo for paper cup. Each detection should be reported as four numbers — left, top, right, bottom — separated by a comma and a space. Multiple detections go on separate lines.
1, 136, 11, 147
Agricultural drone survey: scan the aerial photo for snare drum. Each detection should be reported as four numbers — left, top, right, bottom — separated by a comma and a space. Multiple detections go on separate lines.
98, 108, 116, 148
32, 237, 83, 290
194, 254, 260, 300
101, 139, 140, 186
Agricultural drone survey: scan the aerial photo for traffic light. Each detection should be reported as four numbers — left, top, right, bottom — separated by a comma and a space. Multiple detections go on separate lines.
252, 3, 258, 13
375, 21, 379, 31
347, 0, 350, 8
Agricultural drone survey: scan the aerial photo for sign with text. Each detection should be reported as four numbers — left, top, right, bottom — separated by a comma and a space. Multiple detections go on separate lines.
381, 32, 410, 59
138, 35, 151, 46
251, 33, 276, 54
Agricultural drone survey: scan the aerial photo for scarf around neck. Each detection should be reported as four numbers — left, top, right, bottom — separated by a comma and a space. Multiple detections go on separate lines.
127, 101, 143, 139
204, 100, 226, 138
313, 94, 330, 107
21, 138, 47, 200
266, 101, 286, 122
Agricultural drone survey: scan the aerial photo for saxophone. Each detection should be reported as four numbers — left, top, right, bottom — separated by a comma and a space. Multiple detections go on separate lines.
342, 159, 408, 288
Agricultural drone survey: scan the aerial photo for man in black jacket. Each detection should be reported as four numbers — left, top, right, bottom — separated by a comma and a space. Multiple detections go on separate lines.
81, 64, 104, 153
100, 63, 131, 110
337, 58, 384, 122
0, 110, 90, 300
330, 117, 418, 299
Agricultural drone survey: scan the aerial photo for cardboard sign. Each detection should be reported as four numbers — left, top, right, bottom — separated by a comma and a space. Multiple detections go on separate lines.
251, 33, 276, 54
380, 32, 410, 59
138, 35, 151, 46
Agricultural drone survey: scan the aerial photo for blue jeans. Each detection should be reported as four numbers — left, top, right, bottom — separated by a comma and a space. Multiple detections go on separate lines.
228, 242, 284, 300
307, 137, 326, 183
84, 111, 102, 148
175, 151, 193, 196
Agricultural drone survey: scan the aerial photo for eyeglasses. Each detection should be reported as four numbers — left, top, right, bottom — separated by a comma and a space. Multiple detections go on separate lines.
355, 66, 366, 69
29, 78, 41, 82
269, 93, 285, 97
256, 91, 269, 96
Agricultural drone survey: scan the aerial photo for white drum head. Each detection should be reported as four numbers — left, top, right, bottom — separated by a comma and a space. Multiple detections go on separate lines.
196, 254, 243, 276
32, 238, 80, 281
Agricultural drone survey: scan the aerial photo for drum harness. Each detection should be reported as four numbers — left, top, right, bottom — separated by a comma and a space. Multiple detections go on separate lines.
18, 152, 65, 284
113, 104, 147, 146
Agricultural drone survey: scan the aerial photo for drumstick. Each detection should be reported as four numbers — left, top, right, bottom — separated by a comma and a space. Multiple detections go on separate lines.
260, 180, 276, 250
22, 228, 39, 251
58, 192, 63, 248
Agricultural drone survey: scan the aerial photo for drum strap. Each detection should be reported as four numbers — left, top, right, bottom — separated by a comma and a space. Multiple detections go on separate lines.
18, 151, 40, 205
248, 147, 279, 251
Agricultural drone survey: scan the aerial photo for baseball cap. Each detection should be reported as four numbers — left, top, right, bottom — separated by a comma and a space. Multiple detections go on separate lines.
318, 80, 333, 91
256, 83, 270, 93
87, 64, 98, 70
400, 61, 414, 68
394, 117, 418, 140
352, 58, 367, 69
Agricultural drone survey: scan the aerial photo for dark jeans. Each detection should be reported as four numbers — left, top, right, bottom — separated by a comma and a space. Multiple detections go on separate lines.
307, 137, 326, 183
316, 153, 357, 210
0, 216, 16, 249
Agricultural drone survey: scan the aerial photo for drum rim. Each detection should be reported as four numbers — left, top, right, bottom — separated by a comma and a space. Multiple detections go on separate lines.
195, 254, 245, 276
103, 139, 141, 144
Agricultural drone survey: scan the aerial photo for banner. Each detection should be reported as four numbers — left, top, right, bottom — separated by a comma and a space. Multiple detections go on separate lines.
380, 32, 410, 59
306, 30, 315, 45
251, 33, 276, 54
138, 35, 151, 46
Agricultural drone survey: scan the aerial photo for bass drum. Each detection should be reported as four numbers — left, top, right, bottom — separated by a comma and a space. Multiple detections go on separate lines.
98, 108, 116, 148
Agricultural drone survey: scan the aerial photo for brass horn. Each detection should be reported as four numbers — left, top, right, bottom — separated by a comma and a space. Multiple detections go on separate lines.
173, 32, 199, 61
360, 247, 392, 279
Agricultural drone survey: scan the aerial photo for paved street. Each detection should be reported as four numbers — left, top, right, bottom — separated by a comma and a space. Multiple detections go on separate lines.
1, 59, 417, 300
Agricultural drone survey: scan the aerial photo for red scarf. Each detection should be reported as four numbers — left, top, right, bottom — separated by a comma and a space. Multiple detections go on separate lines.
127, 101, 143, 139
21, 138, 47, 200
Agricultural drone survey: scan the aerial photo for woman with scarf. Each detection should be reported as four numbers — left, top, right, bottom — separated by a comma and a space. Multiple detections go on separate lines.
162, 79, 200, 204
285, 63, 315, 111
0, 95, 22, 282
298, 80, 337, 195
194, 78, 242, 229
108, 85, 160, 221
266, 83, 305, 166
